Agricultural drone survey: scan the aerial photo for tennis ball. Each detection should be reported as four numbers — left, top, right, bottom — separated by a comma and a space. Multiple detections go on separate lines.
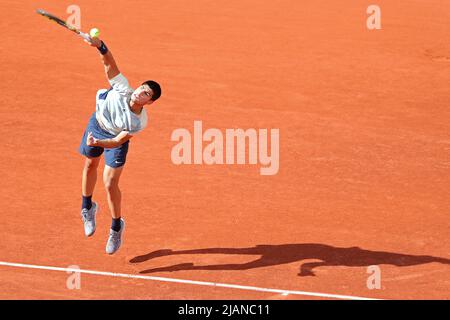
90, 28, 100, 38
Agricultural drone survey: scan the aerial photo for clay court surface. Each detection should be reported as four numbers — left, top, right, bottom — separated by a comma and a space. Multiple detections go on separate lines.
0, 0, 449, 299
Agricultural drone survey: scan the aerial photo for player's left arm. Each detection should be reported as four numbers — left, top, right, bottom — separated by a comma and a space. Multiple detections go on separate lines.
85, 36, 120, 80
87, 131, 133, 148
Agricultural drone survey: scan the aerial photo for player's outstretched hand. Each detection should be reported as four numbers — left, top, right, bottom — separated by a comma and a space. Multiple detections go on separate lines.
86, 132, 99, 146
84, 36, 102, 48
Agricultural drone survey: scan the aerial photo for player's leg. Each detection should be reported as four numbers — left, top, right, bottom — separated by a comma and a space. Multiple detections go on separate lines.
78, 113, 105, 237
103, 142, 129, 254
82, 156, 101, 204
103, 164, 126, 254
103, 164, 124, 221
80, 156, 101, 237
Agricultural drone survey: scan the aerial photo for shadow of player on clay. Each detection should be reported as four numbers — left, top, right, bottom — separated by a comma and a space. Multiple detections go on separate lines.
129, 243, 450, 276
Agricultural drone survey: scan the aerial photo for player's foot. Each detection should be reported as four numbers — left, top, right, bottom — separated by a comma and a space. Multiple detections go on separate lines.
81, 202, 98, 237
106, 218, 125, 255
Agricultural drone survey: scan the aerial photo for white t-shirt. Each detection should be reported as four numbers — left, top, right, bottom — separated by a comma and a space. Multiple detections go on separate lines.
95, 73, 148, 136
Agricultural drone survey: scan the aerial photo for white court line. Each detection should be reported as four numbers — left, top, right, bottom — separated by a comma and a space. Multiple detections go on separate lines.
0, 261, 381, 300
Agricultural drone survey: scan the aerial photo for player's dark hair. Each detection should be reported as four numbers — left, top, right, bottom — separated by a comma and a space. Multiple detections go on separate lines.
143, 80, 162, 101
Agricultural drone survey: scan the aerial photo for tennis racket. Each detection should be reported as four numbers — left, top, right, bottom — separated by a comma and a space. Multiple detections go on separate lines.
36, 9, 91, 42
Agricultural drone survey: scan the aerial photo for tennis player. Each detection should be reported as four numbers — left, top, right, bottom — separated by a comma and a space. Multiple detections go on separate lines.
79, 36, 161, 254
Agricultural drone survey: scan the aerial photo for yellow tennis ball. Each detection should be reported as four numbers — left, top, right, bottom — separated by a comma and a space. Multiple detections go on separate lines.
90, 28, 100, 38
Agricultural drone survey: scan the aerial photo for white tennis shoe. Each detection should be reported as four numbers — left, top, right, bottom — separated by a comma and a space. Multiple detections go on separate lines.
106, 219, 125, 255
81, 202, 98, 237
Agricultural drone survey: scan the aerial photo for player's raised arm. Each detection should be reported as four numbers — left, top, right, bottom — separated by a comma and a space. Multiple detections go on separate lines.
85, 36, 120, 80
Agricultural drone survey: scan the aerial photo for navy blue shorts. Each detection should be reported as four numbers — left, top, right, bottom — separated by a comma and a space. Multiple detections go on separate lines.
79, 112, 129, 168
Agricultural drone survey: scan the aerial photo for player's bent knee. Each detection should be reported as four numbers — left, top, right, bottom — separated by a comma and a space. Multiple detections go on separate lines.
103, 178, 120, 193
104, 182, 120, 194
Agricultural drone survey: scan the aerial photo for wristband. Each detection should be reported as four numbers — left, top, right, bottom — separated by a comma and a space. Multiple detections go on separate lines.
97, 41, 108, 55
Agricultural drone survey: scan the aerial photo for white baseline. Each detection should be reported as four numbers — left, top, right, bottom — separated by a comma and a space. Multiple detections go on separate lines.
0, 260, 381, 300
